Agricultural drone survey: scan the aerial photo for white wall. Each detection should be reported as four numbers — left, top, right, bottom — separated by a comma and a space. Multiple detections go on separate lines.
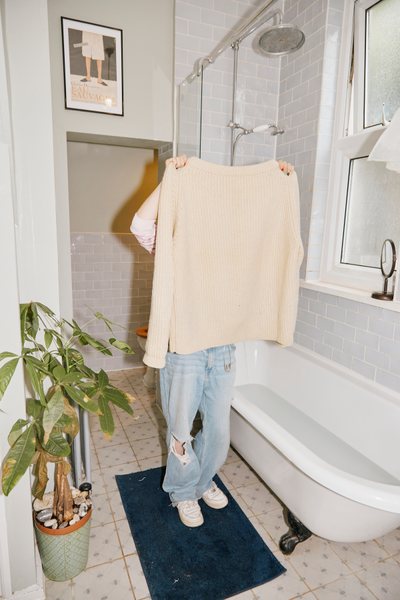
47, 0, 174, 317
0, 0, 174, 595
48, 0, 174, 143
67, 143, 156, 232
0, 2, 44, 597
4, 0, 61, 311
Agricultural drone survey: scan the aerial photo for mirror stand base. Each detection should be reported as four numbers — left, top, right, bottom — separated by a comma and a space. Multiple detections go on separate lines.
371, 291, 393, 300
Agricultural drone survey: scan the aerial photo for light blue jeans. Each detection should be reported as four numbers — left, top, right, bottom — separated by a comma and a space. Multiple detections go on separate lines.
160, 345, 236, 505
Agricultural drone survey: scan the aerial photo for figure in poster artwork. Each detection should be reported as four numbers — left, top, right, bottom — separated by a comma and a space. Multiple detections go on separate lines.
80, 31, 107, 86
62, 17, 123, 115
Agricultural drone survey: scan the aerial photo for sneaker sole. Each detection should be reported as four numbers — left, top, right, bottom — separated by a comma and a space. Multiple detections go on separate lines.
202, 496, 228, 510
178, 513, 204, 527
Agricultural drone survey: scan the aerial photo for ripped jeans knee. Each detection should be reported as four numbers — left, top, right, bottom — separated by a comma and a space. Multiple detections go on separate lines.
169, 434, 193, 467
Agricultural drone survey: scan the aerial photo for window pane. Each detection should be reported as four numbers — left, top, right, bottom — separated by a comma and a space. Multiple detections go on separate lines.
365, 0, 400, 128
341, 157, 400, 268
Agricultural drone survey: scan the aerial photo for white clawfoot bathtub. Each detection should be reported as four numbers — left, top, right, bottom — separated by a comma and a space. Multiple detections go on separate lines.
230, 340, 400, 543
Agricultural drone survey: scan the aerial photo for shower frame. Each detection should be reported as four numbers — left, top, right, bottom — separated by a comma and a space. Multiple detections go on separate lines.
177, 0, 281, 162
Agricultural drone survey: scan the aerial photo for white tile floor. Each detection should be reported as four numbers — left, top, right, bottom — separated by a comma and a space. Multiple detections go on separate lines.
45, 368, 400, 600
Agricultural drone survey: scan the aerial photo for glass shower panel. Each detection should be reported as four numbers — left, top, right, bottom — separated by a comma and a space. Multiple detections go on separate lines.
176, 68, 203, 158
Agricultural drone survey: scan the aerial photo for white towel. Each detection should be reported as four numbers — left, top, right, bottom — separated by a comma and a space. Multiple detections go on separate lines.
368, 106, 400, 174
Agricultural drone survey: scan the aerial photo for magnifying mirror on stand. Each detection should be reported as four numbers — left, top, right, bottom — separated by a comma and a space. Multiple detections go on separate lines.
371, 239, 397, 301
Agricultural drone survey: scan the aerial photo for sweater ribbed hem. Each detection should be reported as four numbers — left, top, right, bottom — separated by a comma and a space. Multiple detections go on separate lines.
144, 334, 294, 369
143, 352, 165, 369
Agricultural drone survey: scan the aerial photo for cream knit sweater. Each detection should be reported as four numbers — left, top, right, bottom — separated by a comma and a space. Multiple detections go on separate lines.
144, 157, 304, 368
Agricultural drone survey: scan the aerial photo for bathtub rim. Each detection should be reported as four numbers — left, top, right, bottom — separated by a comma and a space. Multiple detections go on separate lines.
239, 340, 400, 410
233, 341, 400, 514
232, 393, 400, 514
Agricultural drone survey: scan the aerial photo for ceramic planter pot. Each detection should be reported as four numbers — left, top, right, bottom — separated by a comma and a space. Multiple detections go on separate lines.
34, 508, 92, 581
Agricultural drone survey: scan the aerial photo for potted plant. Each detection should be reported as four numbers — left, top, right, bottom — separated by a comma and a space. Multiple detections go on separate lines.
0, 301, 135, 581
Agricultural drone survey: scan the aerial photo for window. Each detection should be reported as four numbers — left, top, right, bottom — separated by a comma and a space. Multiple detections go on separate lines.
321, 0, 400, 292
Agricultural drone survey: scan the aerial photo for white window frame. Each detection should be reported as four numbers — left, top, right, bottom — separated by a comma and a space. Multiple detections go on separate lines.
320, 0, 393, 293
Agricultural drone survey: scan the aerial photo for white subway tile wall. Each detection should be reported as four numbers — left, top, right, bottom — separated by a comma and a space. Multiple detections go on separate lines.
70, 143, 172, 372
295, 288, 400, 393
157, 143, 173, 175
175, 0, 281, 165
275, 0, 332, 278
276, 0, 400, 395
69, 1, 400, 397
71, 233, 154, 371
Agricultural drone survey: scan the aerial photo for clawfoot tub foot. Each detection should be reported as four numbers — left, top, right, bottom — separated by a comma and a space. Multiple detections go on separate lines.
279, 508, 312, 554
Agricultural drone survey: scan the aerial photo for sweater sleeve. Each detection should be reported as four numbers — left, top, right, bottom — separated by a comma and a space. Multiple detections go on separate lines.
130, 213, 157, 253
143, 165, 176, 368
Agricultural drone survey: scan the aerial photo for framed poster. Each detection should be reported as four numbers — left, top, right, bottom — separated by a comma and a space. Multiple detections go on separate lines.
61, 17, 123, 115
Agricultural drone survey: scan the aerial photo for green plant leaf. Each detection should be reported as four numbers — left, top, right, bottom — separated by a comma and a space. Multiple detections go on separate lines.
60, 398, 80, 439
63, 385, 100, 413
94, 311, 114, 331
76, 331, 112, 355
0, 352, 17, 362
0, 357, 20, 400
43, 389, 65, 444
24, 359, 46, 406
108, 338, 135, 354
44, 352, 61, 372
23, 354, 51, 376
34, 420, 45, 445
98, 369, 109, 389
20, 304, 29, 343
98, 395, 115, 437
44, 330, 52, 349
1, 422, 36, 496
35, 302, 56, 319
43, 432, 70, 457
57, 372, 85, 385
76, 364, 96, 379
31, 450, 49, 499
27, 303, 39, 339
52, 365, 66, 382
106, 387, 134, 415
72, 319, 82, 332
8, 418, 29, 446
65, 348, 84, 368
48, 328, 64, 344
26, 398, 42, 419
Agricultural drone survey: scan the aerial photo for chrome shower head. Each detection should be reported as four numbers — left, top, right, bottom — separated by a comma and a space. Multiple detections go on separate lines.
254, 23, 305, 57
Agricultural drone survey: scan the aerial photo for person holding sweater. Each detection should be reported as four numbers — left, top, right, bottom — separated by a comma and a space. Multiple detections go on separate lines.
131, 155, 296, 528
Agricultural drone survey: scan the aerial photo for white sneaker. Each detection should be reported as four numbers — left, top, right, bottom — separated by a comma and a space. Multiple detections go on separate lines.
202, 482, 228, 509
177, 500, 204, 527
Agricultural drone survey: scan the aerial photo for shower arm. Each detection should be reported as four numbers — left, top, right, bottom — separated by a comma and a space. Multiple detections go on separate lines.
182, 0, 279, 84
235, 9, 282, 44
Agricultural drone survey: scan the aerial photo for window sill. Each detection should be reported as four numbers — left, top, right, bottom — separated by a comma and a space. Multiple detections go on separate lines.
301, 279, 400, 313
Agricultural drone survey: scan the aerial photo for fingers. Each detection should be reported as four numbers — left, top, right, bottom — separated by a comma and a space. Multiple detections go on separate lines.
165, 154, 188, 169
277, 160, 294, 176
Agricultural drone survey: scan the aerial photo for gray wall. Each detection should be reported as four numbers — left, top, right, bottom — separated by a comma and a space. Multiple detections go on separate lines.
275, 0, 400, 393
47, 0, 174, 319
175, 0, 282, 165
176, 0, 400, 394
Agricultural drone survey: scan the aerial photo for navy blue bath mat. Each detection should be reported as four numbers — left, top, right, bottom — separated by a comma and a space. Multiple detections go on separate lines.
116, 467, 285, 600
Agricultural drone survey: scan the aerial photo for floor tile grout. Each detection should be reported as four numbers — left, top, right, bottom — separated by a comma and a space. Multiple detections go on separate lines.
46, 367, 400, 600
